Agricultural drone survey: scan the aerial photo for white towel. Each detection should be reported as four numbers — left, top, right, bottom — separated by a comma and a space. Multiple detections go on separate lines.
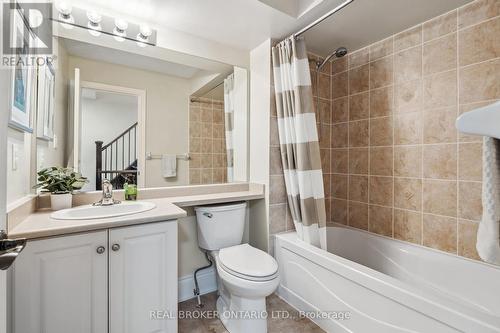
162, 154, 177, 178
477, 137, 500, 265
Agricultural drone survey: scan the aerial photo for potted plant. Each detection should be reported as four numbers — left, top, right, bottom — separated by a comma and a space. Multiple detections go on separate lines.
34, 167, 88, 211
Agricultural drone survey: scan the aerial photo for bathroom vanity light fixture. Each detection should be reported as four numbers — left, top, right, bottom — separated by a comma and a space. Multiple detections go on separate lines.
87, 11, 102, 37
52, 5, 157, 47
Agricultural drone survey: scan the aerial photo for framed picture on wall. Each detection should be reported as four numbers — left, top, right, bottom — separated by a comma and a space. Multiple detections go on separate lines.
9, 6, 35, 133
36, 60, 55, 140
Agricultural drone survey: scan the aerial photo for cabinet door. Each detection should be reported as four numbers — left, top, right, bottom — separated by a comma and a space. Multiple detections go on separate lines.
109, 221, 178, 333
13, 231, 108, 333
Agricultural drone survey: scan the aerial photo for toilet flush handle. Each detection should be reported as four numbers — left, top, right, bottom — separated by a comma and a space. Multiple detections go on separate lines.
203, 212, 213, 218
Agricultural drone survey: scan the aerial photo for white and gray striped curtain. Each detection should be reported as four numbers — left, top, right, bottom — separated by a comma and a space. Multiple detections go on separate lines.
272, 37, 327, 249
224, 73, 235, 182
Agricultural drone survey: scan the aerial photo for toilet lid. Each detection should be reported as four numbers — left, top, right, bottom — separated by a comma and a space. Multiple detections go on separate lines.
219, 244, 278, 279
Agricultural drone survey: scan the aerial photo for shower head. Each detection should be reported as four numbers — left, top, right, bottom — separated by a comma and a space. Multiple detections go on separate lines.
316, 46, 348, 71
334, 47, 348, 58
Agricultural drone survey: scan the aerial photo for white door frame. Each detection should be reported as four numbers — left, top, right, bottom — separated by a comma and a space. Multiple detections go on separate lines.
73, 68, 81, 172
78, 81, 147, 188
0, 67, 9, 333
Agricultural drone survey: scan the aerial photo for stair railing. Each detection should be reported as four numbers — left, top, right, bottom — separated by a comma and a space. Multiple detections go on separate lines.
95, 122, 138, 190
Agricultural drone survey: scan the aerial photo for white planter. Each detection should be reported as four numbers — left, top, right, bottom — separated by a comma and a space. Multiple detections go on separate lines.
50, 193, 72, 211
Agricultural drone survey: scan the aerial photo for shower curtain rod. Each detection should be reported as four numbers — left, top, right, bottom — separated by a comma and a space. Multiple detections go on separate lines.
290, 0, 354, 39
190, 80, 225, 103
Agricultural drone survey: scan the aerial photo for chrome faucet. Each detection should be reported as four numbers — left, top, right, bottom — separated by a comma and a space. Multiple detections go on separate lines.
94, 179, 121, 206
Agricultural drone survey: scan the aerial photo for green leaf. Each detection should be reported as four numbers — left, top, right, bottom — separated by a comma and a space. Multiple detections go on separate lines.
33, 166, 89, 193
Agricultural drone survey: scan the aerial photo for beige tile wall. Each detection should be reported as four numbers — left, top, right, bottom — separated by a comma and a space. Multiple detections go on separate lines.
327, 0, 499, 260
189, 98, 228, 184
269, 0, 499, 261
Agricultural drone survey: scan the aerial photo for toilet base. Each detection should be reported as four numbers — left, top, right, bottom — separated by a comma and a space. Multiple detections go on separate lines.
216, 294, 268, 333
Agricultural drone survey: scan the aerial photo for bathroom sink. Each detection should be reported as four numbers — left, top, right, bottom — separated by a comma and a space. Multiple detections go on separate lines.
50, 201, 156, 220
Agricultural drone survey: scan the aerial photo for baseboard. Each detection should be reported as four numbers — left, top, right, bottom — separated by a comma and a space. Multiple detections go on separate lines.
178, 267, 218, 302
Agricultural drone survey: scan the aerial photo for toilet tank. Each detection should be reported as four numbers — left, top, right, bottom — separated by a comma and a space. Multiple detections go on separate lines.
195, 202, 247, 251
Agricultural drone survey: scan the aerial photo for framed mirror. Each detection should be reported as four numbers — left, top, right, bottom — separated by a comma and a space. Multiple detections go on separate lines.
35, 32, 248, 192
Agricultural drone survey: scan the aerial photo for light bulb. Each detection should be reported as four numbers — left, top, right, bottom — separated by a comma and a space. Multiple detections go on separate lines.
139, 24, 152, 38
87, 11, 102, 24
57, 1, 72, 16
57, 1, 74, 29
87, 11, 102, 36
136, 24, 152, 47
88, 22, 101, 36
113, 18, 128, 42
136, 33, 147, 42
115, 18, 128, 31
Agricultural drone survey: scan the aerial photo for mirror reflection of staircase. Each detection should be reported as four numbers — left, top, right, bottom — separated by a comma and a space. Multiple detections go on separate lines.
95, 122, 138, 190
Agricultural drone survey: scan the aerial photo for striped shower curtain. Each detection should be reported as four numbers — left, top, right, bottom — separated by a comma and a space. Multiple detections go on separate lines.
224, 73, 235, 182
272, 37, 327, 249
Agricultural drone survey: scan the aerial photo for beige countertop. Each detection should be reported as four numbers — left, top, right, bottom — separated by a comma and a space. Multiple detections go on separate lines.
170, 189, 264, 207
8, 198, 187, 240
7, 183, 265, 240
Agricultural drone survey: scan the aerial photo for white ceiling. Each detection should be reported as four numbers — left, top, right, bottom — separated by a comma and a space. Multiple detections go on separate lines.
67, 0, 473, 56
257, 0, 327, 18
82, 88, 138, 107
62, 38, 203, 78
301, 0, 473, 56
65, 0, 346, 51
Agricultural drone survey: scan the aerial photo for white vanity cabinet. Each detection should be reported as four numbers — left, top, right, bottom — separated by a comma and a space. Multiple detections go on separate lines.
109, 222, 178, 333
13, 231, 108, 333
13, 221, 178, 333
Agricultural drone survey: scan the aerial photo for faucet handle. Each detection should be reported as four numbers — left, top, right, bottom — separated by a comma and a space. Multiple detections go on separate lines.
102, 179, 111, 189
94, 179, 120, 206
102, 179, 113, 195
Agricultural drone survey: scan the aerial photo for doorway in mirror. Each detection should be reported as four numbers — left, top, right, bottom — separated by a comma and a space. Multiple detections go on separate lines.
79, 86, 141, 191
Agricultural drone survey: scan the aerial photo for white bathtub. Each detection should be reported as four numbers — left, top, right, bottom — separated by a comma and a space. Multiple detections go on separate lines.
275, 227, 500, 333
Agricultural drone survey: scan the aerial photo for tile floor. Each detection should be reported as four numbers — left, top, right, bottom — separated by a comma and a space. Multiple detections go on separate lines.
179, 292, 325, 333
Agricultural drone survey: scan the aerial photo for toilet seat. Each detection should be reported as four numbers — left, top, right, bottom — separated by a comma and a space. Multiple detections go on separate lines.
218, 244, 279, 282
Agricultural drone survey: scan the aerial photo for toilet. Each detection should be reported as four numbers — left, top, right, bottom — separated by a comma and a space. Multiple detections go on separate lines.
195, 202, 279, 333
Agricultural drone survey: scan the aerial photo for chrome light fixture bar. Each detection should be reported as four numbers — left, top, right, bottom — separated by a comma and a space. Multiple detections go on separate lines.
53, 4, 157, 47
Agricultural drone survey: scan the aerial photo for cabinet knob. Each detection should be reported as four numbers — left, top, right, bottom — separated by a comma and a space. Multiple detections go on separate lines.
96, 246, 106, 254
111, 244, 120, 252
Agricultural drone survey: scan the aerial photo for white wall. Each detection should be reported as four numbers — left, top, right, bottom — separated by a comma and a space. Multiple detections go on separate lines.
248, 39, 272, 252
80, 93, 137, 190
69, 56, 191, 188
6, 65, 36, 205
6, 38, 69, 206
6, 129, 30, 204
